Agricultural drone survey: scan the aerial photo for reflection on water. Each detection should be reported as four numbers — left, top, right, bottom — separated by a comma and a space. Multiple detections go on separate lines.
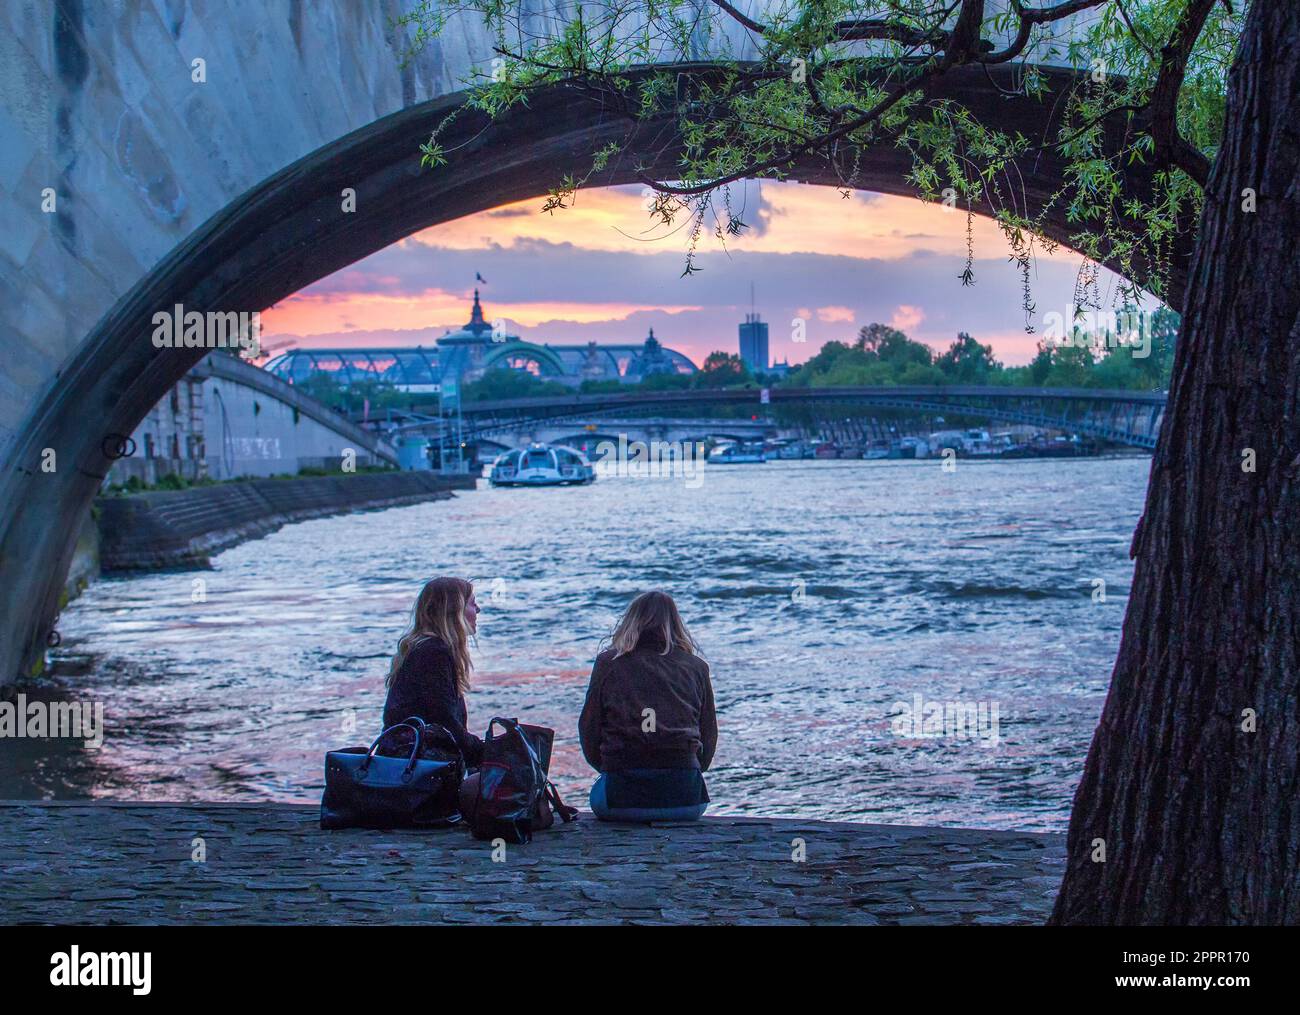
4, 457, 1148, 831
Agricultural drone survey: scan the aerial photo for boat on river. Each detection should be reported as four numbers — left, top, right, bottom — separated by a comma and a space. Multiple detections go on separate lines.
707, 441, 767, 464
489, 443, 596, 486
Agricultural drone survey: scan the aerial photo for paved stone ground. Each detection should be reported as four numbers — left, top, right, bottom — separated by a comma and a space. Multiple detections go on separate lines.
0, 802, 1064, 925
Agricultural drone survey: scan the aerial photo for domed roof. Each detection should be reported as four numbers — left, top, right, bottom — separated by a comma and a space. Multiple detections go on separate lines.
438, 290, 512, 344
628, 326, 675, 376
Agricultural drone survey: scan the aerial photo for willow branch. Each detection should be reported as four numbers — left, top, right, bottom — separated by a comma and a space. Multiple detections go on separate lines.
981, 0, 1109, 64
710, 0, 766, 35
712, 0, 958, 46
642, 65, 937, 196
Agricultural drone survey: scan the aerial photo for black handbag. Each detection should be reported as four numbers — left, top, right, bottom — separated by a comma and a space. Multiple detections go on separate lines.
320, 717, 465, 830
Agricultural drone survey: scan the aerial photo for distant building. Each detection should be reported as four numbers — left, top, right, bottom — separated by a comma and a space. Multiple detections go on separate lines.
739, 313, 769, 373
263, 292, 698, 391
629, 328, 678, 378
106, 353, 389, 486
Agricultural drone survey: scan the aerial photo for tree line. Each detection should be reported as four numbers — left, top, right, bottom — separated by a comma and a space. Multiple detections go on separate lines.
457, 306, 1180, 402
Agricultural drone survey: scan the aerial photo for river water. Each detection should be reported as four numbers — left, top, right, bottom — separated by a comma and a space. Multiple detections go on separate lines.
9, 456, 1149, 832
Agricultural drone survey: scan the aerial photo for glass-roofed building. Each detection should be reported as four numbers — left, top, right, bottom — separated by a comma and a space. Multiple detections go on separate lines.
263, 292, 697, 393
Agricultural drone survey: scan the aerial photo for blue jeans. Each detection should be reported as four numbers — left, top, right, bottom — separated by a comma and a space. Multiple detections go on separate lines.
589, 770, 709, 823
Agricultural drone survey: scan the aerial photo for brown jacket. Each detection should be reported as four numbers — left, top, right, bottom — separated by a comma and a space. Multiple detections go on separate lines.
579, 635, 717, 772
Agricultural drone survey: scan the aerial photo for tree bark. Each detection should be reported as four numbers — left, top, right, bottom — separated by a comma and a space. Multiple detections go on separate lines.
1051, 1, 1300, 925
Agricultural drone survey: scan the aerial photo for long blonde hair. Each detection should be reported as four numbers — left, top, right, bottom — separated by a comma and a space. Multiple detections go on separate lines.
607, 590, 700, 658
387, 577, 475, 693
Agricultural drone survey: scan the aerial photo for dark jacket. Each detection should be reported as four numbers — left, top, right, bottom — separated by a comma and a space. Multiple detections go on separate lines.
382, 635, 483, 765
579, 633, 717, 772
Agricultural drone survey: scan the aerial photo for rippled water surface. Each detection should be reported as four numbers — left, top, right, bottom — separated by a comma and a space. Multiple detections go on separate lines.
8, 457, 1150, 831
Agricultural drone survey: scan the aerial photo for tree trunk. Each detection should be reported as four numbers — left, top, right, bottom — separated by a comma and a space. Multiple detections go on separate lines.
1050, 1, 1300, 925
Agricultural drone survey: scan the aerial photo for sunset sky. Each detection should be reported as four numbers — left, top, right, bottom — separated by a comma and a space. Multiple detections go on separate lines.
260, 179, 1146, 368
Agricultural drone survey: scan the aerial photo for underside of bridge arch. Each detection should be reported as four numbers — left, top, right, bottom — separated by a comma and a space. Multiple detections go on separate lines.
0, 62, 1189, 683
550, 433, 625, 449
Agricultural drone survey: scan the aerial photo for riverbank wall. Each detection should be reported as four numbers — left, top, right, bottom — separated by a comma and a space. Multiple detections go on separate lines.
95, 471, 476, 572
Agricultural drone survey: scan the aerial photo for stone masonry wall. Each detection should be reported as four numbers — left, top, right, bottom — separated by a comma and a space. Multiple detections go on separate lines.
95, 469, 473, 571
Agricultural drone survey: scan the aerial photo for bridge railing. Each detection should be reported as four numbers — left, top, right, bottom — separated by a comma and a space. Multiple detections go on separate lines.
378, 385, 1166, 451
407, 384, 1166, 420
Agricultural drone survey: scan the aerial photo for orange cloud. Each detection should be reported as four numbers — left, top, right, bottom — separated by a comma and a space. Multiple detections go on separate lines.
816, 305, 856, 323
914, 329, 1042, 363
890, 304, 925, 331
264, 289, 703, 338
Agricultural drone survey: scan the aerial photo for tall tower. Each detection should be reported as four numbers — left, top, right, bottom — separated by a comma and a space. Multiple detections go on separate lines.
739, 312, 769, 373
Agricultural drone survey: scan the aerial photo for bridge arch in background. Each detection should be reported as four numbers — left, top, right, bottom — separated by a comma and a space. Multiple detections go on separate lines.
480, 343, 568, 377
0, 61, 1184, 682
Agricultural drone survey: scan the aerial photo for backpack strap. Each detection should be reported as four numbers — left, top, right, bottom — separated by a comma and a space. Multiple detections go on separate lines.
545, 781, 579, 823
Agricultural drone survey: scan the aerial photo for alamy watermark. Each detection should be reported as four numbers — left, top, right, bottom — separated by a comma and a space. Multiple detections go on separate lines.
151, 303, 261, 355
1041, 307, 1154, 359
592, 435, 707, 489
889, 692, 1001, 748
0, 693, 103, 749
50, 947, 150, 995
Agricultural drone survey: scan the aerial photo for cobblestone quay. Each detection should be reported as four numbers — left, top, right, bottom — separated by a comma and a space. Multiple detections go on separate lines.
0, 802, 1064, 925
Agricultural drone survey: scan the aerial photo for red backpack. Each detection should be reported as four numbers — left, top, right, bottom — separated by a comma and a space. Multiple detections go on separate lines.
461, 717, 577, 844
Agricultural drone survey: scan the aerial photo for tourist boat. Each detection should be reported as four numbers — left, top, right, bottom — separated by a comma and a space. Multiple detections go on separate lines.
489, 443, 596, 486
707, 441, 767, 464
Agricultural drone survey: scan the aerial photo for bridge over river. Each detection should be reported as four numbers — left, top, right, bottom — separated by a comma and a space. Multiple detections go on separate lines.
0, 0, 1181, 682
380, 385, 1168, 451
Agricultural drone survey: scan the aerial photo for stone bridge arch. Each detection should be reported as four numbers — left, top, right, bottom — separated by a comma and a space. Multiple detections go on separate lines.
0, 2, 1186, 682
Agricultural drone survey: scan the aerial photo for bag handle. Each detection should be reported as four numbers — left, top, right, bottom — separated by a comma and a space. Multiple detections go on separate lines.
485, 716, 523, 743
486, 717, 576, 823
488, 717, 545, 769
545, 781, 579, 823
360, 721, 425, 777
486, 716, 547, 801
397, 716, 465, 764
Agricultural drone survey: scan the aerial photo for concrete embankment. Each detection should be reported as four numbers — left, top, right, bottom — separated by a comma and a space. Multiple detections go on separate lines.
96, 471, 475, 572
0, 802, 1064, 925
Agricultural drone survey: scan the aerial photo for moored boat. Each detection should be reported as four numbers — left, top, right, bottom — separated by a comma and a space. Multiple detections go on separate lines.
707, 441, 767, 463
892, 436, 931, 459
